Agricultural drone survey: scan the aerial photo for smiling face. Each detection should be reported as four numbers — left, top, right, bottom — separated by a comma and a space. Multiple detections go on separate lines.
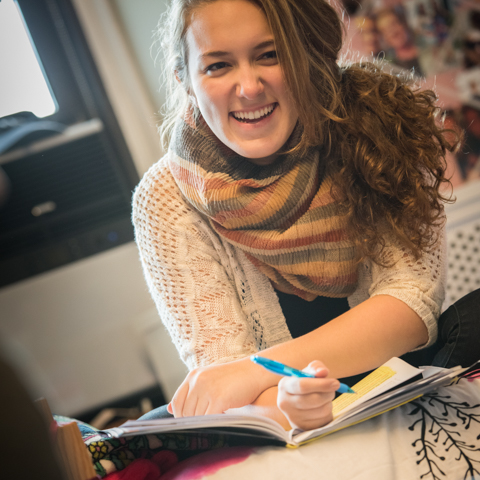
376, 12, 411, 50
185, 0, 299, 166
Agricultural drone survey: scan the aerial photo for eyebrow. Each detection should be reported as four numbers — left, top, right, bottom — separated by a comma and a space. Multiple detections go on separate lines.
200, 39, 275, 60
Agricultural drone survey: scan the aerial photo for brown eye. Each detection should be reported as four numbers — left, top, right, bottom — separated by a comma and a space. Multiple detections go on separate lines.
205, 62, 229, 74
262, 50, 277, 59
259, 50, 278, 64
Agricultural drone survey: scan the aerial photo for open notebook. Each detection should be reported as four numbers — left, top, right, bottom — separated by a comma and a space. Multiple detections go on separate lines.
103, 357, 476, 448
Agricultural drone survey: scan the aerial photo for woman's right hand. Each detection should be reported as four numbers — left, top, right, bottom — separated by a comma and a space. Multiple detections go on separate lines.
277, 360, 339, 431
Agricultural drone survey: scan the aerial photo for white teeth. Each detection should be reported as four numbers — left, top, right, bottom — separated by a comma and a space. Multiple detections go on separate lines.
233, 104, 275, 121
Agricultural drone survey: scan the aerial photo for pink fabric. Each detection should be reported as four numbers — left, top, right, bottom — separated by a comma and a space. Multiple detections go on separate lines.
161, 447, 256, 480
104, 450, 178, 480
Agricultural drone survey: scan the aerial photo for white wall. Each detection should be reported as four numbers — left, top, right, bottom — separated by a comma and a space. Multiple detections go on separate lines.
0, 244, 158, 415
112, 0, 168, 113
0, 0, 187, 416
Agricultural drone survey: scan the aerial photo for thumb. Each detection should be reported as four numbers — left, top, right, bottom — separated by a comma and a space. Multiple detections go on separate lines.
304, 360, 329, 378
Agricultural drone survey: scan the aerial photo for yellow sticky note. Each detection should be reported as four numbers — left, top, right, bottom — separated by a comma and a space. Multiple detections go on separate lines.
332, 366, 396, 417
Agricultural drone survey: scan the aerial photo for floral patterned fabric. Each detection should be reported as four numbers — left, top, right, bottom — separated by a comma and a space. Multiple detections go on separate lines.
54, 416, 227, 478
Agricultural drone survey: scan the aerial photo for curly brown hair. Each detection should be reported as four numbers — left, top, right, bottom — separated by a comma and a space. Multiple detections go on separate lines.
155, 0, 458, 262
331, 63, 456, 261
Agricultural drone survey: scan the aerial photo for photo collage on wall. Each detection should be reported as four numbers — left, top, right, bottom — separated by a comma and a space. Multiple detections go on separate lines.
341, 0, 480, 188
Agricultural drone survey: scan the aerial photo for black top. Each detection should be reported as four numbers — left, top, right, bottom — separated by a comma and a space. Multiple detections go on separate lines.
276, 289, 350, 339
275, 289, 372, 385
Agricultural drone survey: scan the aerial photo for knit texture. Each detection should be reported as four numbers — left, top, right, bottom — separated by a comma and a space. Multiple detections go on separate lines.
169, 118, 357, 300
132, 155, 446, 370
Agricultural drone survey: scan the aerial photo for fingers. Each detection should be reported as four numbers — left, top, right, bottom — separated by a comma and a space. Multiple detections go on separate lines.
194, 397, 211, 417
170, 379, 189, 417
277, 377, 337, 410
181, 395, 199, 418
169, 369, 224, 418
277, 362, 341, 430
280, 376, 340, 396
303, 360, 329, 378
171, 379, 211, 417
205, 402, 222, 416
277, 393, 334, 430
277, 379, 336, 430
288, 406, 334, 431
278, 386, 336, 410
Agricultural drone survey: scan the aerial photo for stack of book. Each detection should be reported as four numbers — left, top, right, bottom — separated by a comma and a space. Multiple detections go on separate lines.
103, 357, 479, 448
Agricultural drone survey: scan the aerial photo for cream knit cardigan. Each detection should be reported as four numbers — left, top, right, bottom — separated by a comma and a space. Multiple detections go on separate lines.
132, 154, 446, 371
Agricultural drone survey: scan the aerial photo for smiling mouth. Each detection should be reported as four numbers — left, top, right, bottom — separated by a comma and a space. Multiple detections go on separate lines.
231, 103, 277, 123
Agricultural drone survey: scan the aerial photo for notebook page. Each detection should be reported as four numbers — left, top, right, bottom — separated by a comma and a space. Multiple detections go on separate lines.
332, 357, 423, 418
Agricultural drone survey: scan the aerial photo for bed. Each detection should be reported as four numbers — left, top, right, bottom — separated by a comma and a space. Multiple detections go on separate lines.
58, 375, 480, 480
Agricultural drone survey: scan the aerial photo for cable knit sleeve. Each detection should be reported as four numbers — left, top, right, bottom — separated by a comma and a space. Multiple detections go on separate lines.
349, 222, 447, 349
132, 156, 257, 370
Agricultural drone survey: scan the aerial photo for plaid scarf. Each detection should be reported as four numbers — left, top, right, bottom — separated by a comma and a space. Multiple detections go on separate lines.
169, 117, 358, 300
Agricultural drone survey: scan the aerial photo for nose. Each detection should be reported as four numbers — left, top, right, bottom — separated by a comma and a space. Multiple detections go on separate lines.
236, 65, 264, 99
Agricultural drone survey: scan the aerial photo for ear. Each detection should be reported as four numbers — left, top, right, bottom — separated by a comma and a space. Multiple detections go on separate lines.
188, 93, 198, 108
174, 70, 182, 84
175, 69, 197, 107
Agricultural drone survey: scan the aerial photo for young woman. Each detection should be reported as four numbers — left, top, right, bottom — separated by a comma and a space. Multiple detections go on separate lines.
132, 0, 479, 431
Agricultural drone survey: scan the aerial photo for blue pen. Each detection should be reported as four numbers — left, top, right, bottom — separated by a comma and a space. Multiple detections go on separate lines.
250, 355, 355, 394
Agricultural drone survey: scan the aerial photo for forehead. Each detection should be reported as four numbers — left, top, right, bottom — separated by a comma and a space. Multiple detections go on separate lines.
185, 0, 272, 57
376, 12, 400, 26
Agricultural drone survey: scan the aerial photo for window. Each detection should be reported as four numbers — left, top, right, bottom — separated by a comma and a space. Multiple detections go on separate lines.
0, 0, 139, 288
0, 0, 56, 119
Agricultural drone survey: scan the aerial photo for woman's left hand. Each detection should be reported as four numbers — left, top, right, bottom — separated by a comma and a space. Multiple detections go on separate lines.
277, 360, 340, 431
167, 357, 272, 417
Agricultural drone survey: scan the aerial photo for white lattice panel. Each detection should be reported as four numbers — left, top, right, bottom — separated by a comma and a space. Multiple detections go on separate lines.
446, 222, 480, 305
444, 181, 480, 308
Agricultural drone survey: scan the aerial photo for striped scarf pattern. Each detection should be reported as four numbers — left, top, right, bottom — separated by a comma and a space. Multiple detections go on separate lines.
169, 118, 358, 300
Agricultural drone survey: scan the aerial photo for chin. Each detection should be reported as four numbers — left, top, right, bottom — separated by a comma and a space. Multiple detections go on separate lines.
238, 150, 279, 166
246, 157, 278, 166
228, 141, 283, 166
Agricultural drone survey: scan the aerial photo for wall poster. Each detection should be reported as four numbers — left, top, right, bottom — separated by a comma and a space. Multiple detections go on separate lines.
340, 0, 480, 190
